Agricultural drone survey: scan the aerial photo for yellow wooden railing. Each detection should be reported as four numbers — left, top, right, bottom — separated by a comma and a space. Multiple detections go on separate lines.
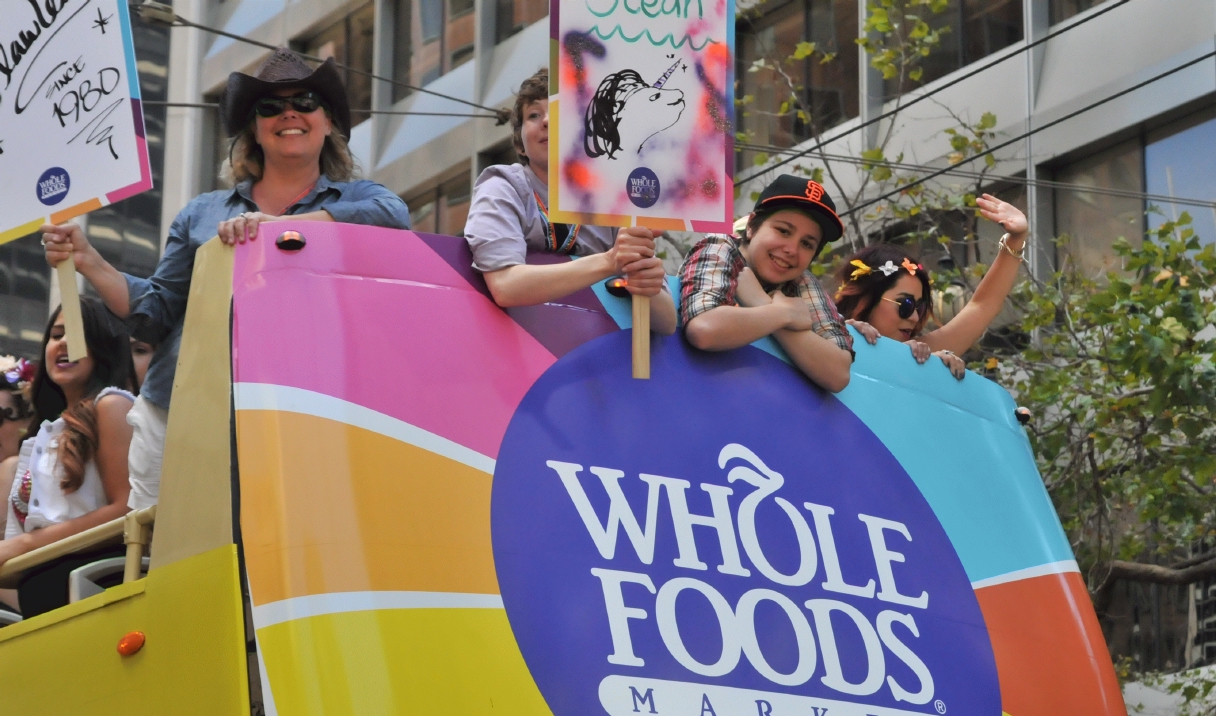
0, 506, 156, 589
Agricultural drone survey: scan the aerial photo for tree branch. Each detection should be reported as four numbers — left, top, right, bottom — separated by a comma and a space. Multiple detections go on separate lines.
1102, 556, 1216, 585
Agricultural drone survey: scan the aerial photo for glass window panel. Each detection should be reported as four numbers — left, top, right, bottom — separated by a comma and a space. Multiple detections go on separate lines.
421, 0, 444, 42
1049, 0, 1109, 25
884, 0, 1022, 99
496, 0, 547, 43
1054, 139, 1144, 278
449, 0, 474, 18
737, 0, 859, 168
1145, 107, 1216, 246
393, 0, 414, 102
0, 234, 51, 359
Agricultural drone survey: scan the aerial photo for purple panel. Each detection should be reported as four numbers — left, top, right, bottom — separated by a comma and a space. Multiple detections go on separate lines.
415, 233, 621, 357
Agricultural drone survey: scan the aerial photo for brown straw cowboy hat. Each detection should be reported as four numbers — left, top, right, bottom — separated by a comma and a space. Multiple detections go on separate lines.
221, 47, 351, 137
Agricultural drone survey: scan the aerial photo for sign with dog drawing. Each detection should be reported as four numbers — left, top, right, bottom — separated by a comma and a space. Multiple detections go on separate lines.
549, 0, 735, 232
0, 0, 153, 243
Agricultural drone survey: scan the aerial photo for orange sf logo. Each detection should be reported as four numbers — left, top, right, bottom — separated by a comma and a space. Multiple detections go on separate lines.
805, 181, 825, 202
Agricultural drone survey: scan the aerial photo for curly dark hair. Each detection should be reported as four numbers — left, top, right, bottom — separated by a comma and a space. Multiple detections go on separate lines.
512, 68, 549, 166
834, 244, 934, 336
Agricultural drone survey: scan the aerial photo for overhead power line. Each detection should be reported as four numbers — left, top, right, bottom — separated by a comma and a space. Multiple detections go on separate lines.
131, 2, 510, 124
141, 100, 500, 120
737, 141, 1216, 211
747, 0, 1133, 182
839, 49, 1216, 218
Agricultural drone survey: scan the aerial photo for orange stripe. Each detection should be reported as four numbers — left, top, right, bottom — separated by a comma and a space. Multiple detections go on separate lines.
635, 216, 686, 231
50, 198, 103, 224
236, 410, 498, 605
975, 572, 1126, 716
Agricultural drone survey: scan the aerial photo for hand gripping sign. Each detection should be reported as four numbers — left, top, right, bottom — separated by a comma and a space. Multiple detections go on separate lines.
0, 0, 153, 243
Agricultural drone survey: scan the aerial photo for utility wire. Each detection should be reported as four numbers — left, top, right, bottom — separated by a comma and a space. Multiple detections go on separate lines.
745, 0, 1133, 183
134, 5, 510, 123
141, 100, 500, 119
736, 142, 1216, 211
839, 50, 1216, 219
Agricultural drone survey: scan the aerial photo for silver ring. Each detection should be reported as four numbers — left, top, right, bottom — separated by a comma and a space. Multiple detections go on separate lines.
940, 350, 955, 356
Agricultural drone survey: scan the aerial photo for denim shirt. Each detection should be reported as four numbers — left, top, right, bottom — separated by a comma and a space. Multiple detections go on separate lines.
125, 176, 412, 410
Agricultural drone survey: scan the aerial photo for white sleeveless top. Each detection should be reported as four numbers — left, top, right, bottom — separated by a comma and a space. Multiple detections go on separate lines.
5, 387, 135, 539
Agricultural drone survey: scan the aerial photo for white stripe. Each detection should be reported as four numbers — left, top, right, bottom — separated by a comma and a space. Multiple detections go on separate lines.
971, 559, 1080, 590
253, 591, 505, 629
234, 383, 495, 475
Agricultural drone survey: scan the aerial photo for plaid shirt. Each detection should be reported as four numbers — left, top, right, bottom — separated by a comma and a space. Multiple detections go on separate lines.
679, 234, 853, 355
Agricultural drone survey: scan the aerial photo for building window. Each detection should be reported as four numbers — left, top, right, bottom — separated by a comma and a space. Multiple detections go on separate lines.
1049, 0, 1110, 25
884, 0, 1023, 99
405, 172, 473, 236
299, 3, 375, 127
1053, 138, 1144, 278
737, 0, 860, 168
0, 235, 53, 359
393, 0, 478, 99
1145, 107, 1216, 246
495, 0, 548, 43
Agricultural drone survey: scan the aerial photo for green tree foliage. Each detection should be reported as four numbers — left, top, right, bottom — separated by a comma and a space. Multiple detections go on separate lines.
989, 216, 1216, 603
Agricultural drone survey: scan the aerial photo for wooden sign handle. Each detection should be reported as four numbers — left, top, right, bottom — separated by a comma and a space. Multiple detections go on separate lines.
56, 261, 88, 362
632, 295, 650, 379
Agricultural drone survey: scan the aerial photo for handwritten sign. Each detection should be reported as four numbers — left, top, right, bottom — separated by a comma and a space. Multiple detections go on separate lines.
549, 0, 735, 232
0, 0, 152, 243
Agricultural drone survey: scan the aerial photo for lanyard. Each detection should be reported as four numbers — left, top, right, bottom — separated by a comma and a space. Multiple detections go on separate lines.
533, 191, 581, 255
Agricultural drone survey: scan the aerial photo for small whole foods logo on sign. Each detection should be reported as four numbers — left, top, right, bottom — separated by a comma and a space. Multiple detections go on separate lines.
36, 168, 71, 206
492, 334, 1001, 716
626, 167, 660, 209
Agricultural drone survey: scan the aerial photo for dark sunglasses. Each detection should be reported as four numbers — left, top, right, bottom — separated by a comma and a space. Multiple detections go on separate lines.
882, 295, 929, 320
253, 91, 325, 118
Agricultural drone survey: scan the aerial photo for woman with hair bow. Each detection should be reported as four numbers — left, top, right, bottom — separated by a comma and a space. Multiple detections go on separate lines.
835, 194, 1029, 380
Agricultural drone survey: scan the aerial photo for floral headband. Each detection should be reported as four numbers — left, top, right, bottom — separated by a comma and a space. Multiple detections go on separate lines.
848, 257, 925, 281
0, 356, 35, 390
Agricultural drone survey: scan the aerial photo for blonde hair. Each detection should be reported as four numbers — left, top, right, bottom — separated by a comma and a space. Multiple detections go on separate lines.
221, 110, 358, 185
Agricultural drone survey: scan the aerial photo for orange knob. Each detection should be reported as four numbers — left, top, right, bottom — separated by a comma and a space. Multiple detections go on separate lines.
117, 631, 145, 656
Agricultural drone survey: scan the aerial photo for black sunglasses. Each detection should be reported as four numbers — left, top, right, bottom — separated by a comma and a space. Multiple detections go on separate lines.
253, 91, 325, 118
882, 295, 929, 320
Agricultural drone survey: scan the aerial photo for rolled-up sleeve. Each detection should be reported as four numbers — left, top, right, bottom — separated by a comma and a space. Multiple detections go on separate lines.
464, 174, 530, 273
797, 276, 854, 356
679, 235, 742, 326
125, 212, 195, 345
322, 181, 412, 229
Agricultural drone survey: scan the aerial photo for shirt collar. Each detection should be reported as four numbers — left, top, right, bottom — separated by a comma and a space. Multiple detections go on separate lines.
231, 175, 345, 209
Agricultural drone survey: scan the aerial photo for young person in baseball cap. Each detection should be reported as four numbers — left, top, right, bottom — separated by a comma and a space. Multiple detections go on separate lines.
678, 174, 853, 392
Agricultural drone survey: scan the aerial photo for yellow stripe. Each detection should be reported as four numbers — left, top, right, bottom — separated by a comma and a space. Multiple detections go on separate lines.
0, 217, 46, 245
257, 607, 550, 715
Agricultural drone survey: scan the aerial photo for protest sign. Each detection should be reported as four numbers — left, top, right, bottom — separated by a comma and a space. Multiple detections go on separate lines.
549, 0, 735, 232
0, 0, 153, 243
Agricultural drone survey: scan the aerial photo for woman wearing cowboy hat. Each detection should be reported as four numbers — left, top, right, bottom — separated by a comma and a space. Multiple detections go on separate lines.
40, 48, 411, 512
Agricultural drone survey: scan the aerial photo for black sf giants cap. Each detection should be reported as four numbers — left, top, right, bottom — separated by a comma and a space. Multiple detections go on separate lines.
753, 174, 845, 244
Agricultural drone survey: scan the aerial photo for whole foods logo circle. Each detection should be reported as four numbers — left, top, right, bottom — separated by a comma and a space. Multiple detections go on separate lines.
492, 334, 1000, 716
36, 167, 71, 206
626, 167, 660, 209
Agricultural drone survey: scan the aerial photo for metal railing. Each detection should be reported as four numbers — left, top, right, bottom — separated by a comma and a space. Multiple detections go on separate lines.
0, 506, 156, 589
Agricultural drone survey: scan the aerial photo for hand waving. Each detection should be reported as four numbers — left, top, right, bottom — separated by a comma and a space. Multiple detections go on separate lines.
975, 194, 1028, 237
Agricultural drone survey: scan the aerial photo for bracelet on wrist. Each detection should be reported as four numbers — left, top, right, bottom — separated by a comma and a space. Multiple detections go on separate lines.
998, 233, 1027, 264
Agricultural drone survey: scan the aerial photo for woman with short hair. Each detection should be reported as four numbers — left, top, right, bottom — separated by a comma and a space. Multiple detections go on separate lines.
41, 48, 411, 512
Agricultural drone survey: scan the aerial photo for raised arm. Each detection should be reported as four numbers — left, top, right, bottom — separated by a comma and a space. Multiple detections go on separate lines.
921, 194, 1028, 355
41, 223, 132, 318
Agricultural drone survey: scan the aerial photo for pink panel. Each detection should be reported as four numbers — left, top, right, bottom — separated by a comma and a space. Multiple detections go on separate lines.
232, 223, 557, 458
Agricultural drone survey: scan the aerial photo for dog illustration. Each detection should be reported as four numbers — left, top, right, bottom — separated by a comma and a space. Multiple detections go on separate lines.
584, 59, 685, 159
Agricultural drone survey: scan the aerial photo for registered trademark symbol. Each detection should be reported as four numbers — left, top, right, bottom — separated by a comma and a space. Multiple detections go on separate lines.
934, 700, 947, 714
